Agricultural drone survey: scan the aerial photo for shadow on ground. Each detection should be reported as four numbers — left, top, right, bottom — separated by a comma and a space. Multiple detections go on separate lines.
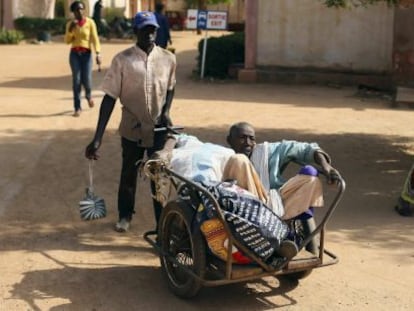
9, 261, 300, 311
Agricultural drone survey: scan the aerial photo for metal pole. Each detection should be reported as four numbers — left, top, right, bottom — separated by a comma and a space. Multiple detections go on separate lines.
200, 29, 208, 79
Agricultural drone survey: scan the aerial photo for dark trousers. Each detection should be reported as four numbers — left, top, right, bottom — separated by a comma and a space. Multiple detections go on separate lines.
118, 137, 164, 227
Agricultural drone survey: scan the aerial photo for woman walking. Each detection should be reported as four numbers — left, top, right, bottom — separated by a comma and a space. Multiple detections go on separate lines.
65, 1, 102, 117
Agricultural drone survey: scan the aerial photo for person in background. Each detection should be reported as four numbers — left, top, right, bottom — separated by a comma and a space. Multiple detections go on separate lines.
92, 0, 104, 36
154, 2, 172, 48
65, 1, 102, 117
395, 164, 414, 217
84, 11, 176, 233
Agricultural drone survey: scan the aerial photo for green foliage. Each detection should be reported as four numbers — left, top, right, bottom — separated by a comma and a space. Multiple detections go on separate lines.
0, 28, 24, 44
185, 0, 233, 9
197, 32, 244, 79
207, 0, 234, 4
103, 7, 125, 24
55, 0, 65, 18
14, 17, 67, 38
323, 0, 399, 7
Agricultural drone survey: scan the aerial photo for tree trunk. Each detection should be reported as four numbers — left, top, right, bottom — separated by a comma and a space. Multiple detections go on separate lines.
198, 0, 207, 10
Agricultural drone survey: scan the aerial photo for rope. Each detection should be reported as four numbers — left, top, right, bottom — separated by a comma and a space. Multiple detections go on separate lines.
88, 160, 94, 193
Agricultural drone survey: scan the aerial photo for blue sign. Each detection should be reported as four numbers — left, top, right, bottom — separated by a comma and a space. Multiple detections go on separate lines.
197, 10, 207, 29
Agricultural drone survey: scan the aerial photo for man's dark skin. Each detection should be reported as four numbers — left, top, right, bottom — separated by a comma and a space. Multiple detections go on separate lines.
226, 122, 340, 184
85, 25, 174, 159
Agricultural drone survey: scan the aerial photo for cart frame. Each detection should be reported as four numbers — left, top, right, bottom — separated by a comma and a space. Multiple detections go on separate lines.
143, 159, 346, 297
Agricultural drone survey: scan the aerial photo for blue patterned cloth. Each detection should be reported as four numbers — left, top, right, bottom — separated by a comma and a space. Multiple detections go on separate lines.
196, 181, 289, 265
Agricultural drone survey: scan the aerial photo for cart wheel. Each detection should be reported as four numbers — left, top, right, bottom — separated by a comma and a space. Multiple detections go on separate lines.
158, 200, 206, 298
285, 269, 313, 280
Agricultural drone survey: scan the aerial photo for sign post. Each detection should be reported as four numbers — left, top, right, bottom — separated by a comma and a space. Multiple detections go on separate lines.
186, 9, 198, 30
186, 10, 228, 79
197, 11, 208, 79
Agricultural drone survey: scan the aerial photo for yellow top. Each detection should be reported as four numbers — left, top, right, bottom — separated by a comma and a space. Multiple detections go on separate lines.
64, 17, 101, 54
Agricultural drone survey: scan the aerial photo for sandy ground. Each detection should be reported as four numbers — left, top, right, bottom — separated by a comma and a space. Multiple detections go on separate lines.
0, 31, 413, 311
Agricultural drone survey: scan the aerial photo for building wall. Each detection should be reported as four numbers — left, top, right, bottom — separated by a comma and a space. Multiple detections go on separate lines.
108, 0, 245, 23
1, 0, 13, 29
14, 0, 56, 18
393, 5, 414, 86
207, 0, 245, 24
2, 0, 56, 29
166, 0, 185, 12
256, 0, 394, 73
160, 0, 245, 23
90, 1, 149, 19
1, 0, 149, 29
94, 0, 126, 15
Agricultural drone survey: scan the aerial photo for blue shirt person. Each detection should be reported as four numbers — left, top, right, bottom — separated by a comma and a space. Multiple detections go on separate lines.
154, 3, 172, 48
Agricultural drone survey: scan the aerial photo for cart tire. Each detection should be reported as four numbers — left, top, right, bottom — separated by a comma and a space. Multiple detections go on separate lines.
158, 200, 206, 298
285, 269, 313, 280
301, 217, 318, 254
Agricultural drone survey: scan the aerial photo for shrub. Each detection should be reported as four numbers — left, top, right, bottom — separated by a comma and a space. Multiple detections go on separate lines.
0, 28, 24, 44
55, 0, 65, 18
104, 7, 126, 24
197, 32, 245, 79
14, 17, 67, 38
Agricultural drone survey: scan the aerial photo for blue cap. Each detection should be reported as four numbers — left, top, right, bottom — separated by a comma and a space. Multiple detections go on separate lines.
133, 11, 159, 29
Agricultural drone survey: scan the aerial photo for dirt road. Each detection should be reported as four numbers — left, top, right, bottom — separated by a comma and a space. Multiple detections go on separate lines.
0, 31, 413, 311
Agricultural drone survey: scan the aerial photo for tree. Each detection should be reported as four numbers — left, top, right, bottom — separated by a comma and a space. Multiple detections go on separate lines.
185, 0, 233, 9
323, 0, 399, 7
